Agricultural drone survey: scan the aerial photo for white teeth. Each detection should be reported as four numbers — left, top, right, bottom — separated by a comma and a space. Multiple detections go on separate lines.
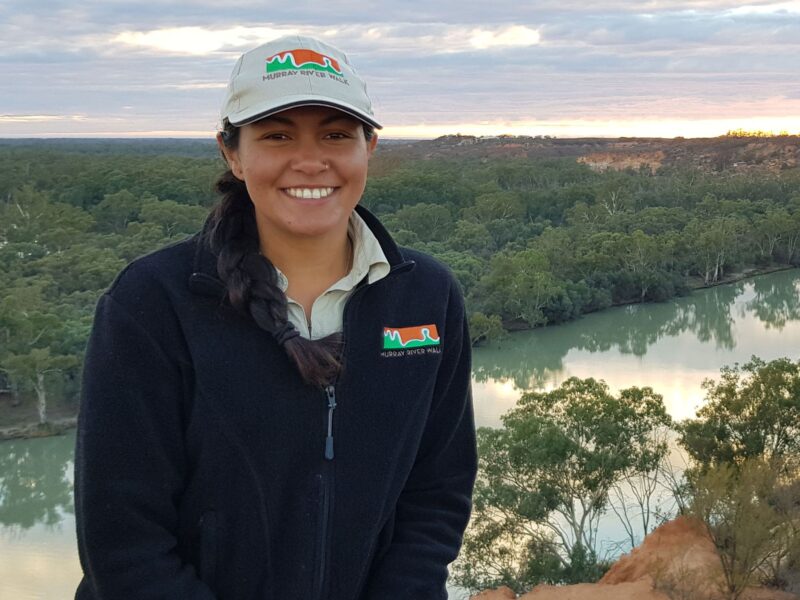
285, 187, 335, 199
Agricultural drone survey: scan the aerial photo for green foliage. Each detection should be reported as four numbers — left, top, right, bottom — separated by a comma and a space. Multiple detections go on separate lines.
384, 202, 453, 242
463, 191, 525, 222
468, 312, 506, 346
679, 357, 800, 468
449, 220, 494, 256
93, 190, 143, 232
139, 198, 207, 238
679, 357, 800, 597
0, 149, 210, 422
452, 377, 671, 593
688, 459, 791, 600
473, 249, 561, 326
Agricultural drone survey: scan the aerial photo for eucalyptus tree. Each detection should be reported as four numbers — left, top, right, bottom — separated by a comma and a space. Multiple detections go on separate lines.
454, 378, 672, 593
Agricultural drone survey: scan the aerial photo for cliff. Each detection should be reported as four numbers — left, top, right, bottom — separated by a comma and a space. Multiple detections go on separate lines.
471, 516, 799, 600
375, 135, 800, 174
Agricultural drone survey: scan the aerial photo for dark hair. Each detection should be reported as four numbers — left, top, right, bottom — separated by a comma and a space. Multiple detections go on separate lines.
208, 116, 374, 387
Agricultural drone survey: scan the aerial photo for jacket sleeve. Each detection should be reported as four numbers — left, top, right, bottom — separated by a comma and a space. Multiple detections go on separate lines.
361, 283, 478, 599
74, 291, 217, 599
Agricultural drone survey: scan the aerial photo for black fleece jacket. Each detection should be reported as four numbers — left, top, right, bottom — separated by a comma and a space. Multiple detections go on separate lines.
74, 205, 477, 600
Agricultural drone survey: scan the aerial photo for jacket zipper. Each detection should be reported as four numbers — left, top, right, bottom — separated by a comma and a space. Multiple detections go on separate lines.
315, 460, 333, 600
315, 386, 336, 600
313, 261, 414, 600
324, 385, 336, 460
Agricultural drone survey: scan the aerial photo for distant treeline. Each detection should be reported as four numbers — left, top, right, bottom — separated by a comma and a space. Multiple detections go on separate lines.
360, 157, 800, 342
1, 141, 800, 417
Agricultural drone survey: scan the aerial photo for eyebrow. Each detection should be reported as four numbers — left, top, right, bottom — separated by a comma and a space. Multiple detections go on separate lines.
256, 113, 358, 127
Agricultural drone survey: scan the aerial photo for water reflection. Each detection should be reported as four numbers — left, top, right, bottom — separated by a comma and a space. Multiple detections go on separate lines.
745, 270, 800, 329
0, 433, 81, 600
0, 434, 74, 531
472, 269, 800, 425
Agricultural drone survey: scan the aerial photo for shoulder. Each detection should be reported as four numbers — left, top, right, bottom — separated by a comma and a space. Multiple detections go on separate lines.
399, 247, 457, 282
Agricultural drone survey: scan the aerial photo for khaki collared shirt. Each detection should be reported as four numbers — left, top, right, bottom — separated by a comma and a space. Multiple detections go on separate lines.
274, 211, 390, 340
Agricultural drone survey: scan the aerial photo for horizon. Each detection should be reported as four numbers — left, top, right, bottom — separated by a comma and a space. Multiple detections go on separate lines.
2, 130, 799, 142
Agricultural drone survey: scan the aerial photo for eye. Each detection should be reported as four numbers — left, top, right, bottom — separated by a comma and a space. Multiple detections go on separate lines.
260, 132, 290, 141
325, 131, 353, 140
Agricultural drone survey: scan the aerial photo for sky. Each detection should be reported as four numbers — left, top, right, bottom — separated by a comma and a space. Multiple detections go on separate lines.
1, 0, 799, 139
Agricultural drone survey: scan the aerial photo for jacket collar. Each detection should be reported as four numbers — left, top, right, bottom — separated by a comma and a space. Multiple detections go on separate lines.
188, 204, 412, 298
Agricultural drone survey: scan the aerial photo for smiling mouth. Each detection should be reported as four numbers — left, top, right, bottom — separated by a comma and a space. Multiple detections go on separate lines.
283, 187, 337, 199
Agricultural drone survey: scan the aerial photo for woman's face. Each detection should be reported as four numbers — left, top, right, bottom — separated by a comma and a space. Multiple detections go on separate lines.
220, 105, 377, 245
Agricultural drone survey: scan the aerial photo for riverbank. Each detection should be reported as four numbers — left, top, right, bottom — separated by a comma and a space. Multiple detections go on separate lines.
0, 417, 77, 441
501, 263, 798, 332
686, 263, 796, 290
0, 394, 78, 441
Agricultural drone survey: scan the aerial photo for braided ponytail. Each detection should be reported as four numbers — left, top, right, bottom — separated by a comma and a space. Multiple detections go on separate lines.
208, 120, 344, 388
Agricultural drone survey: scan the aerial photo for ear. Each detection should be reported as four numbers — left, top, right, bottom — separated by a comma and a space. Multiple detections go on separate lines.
216, 132, 244, 180
367, 133, 378, 159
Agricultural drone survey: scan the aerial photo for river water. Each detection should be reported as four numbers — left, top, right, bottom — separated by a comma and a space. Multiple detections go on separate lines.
2, 269, 799, 599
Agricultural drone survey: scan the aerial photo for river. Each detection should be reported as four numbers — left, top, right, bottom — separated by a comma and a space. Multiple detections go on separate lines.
2, 268, 799, 599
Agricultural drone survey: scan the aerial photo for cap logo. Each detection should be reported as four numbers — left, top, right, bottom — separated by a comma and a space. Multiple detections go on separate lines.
266, 49, 343, 76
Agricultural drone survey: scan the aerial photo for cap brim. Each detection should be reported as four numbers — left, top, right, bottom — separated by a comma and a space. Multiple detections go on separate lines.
229, 99, 382, 130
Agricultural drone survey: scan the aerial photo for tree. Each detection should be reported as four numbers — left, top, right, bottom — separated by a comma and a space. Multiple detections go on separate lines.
3, 348, 77, 425
449, 220, 494, 256
93, 189, 142, 233
0, 279, 83, 424
468, 312, 506, 346
684, 216, 747, 285
0, 185, 94, 252
779, 200, 800, 264
139, 198, 207, 238
453, 378, 672, 592
464, 191, 525, 222
689, 459, 785, 600
474, 249, 562, 326
607, 425, 677, 551
679, 357, 800, 469
385, 202, 453, 242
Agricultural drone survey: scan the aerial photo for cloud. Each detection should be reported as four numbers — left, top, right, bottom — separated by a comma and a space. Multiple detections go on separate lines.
469, 26, 541, 49
112, 26, 298, 55
107, 24, 541, 57
726, 0, 800, 14
0, 114, 89, 123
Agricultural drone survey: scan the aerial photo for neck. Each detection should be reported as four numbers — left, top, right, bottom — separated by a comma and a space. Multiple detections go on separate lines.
259, 223, 353, 292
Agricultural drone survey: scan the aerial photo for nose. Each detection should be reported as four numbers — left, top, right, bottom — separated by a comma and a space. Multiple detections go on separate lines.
289, 138, 329, 175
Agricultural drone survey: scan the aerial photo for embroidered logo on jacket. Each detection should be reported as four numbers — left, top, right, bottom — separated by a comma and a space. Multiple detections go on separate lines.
382, 325, 441, 357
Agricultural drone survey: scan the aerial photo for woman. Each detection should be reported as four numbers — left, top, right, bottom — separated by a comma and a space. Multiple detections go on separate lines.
74, 35, 476, 600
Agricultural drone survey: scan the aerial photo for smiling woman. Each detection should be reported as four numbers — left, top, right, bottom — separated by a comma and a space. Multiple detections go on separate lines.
73, 35, 477, 600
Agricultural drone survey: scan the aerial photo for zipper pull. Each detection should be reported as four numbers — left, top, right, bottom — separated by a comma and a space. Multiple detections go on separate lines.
324, 385, 337, 460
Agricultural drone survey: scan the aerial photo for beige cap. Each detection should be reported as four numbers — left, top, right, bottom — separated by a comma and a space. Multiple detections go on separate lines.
220, 35, 381, 129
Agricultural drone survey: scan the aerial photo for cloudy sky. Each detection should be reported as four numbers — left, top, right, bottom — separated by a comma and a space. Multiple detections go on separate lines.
2, 0, 799, 138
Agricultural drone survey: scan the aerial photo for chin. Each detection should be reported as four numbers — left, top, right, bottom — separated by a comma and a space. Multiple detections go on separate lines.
286, 220, 345, 239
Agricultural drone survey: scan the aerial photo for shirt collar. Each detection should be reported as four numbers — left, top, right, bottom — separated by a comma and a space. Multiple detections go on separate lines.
273, 211, 390, 294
